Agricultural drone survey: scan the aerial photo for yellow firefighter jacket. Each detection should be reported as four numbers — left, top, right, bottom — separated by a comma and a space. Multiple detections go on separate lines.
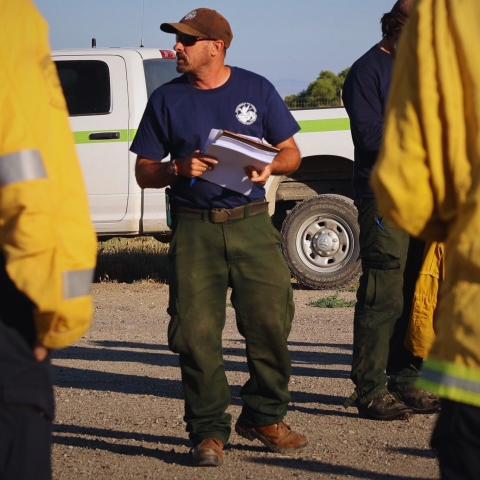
0, 0, 97, 349
371, 0, 480, 408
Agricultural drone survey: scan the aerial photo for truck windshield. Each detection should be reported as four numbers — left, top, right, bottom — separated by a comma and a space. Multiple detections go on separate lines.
143, 59, 180, 98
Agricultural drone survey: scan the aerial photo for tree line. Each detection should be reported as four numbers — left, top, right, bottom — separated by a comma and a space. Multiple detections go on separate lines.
285, 67, 350, 109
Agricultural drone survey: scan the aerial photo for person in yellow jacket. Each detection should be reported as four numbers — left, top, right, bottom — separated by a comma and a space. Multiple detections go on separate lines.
0, 1, 97, 478
371, 0, 480, 478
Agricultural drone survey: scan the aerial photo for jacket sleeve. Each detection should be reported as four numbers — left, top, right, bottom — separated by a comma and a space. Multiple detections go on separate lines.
0, 0, 97, 349
371, 0, 469, 242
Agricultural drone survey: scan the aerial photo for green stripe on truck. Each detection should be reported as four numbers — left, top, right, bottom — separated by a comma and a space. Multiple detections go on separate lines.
297, 118, 350, 133
73, 119, 350, 144
73, 129, 136, 144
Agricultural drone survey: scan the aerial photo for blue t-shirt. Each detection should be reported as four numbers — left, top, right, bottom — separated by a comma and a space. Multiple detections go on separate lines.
130, 66, 300, 209
342, 45, 394, 199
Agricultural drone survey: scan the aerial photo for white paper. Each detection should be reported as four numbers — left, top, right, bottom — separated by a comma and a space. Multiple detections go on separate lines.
200, 129, 278, 195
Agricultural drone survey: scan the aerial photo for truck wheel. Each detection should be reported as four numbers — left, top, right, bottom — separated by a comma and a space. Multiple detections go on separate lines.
281, 194, 361, 289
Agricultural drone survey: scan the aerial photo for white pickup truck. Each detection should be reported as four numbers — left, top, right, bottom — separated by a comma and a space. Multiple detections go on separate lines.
52, 47, 359, 289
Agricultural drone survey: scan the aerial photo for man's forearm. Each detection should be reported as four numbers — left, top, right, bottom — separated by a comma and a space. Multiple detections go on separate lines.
270, 145, 301, 176
135, 152, 219, 189
135, 157, 177, 189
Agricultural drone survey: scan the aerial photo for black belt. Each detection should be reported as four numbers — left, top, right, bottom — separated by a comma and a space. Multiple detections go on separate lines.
173, 199, 269, 224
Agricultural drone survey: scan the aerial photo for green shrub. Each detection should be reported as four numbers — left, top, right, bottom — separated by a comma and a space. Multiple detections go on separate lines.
309, 293, 356, 308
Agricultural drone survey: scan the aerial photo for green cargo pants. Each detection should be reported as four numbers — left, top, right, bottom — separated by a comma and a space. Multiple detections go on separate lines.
167, 211, 294, 445
351, 198, 424, 405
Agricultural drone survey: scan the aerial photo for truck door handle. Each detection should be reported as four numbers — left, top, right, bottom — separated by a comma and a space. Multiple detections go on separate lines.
89, 132, 121, 140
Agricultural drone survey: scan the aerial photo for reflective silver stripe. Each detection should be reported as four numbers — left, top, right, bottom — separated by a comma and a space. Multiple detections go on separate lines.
63, 268, 94, 300
422, 368, 480, 394
0, 150, 47, 186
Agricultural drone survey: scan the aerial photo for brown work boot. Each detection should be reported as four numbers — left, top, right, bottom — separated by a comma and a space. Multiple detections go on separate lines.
235, 419, 308, 454
357, 393, 413, 420
392, 389, 441, 414
192, 438, 224, 466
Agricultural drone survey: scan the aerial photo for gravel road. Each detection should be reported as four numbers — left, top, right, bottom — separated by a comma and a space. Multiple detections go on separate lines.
51, 282, 440, 479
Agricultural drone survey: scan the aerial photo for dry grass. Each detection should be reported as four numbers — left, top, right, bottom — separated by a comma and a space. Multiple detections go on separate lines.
95, 237, 169, 283
340, 281, 359, 292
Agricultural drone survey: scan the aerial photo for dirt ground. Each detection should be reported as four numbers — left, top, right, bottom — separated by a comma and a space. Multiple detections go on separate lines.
50, 282, 440, 479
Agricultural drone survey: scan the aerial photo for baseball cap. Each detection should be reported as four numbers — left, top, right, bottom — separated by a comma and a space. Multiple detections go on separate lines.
390, 0, 415, 25
160, 8, 233, 48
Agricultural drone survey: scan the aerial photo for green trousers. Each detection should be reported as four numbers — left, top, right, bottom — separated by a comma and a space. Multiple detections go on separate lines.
167, 212, 294, 445
351, 198, 424, 405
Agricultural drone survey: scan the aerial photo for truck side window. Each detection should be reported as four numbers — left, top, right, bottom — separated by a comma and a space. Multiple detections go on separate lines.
55, 60, 110, 116
143, 59, 179, 98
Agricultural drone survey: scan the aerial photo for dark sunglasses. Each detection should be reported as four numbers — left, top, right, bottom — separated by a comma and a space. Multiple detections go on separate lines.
175, 34, 215, 46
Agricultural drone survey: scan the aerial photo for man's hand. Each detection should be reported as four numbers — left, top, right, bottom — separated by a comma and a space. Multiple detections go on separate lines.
33, 342, 50, 362
244, 164, 273, 184
244, 137, 301, 185
176, 150, 218, 178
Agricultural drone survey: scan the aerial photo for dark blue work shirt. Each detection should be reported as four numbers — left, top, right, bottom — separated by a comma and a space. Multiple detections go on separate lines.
131, 66, 300, 209
342, 45, 394, 199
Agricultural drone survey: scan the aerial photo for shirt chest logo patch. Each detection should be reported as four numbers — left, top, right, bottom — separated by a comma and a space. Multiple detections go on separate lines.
235, 102, 257, 125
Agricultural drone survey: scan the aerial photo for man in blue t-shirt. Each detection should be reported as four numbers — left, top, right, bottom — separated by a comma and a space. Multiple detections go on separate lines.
342, 0, 439, 420
130, 8, 307, 466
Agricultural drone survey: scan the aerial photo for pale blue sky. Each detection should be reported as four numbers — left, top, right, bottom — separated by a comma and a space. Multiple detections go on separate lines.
35, 0, 396, 97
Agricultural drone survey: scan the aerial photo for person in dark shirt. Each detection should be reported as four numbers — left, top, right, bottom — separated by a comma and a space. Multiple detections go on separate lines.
341, 0, 440, 420
131, 8, 307, 467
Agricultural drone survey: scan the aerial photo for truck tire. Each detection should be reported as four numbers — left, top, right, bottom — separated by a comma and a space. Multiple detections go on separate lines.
281, 194, 361, 289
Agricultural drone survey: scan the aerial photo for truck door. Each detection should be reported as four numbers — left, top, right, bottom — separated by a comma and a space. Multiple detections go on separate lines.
54, 55, 129, 224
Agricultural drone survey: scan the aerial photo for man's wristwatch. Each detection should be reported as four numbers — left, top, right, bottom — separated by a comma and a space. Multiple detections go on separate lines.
167, 159, 179, 176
